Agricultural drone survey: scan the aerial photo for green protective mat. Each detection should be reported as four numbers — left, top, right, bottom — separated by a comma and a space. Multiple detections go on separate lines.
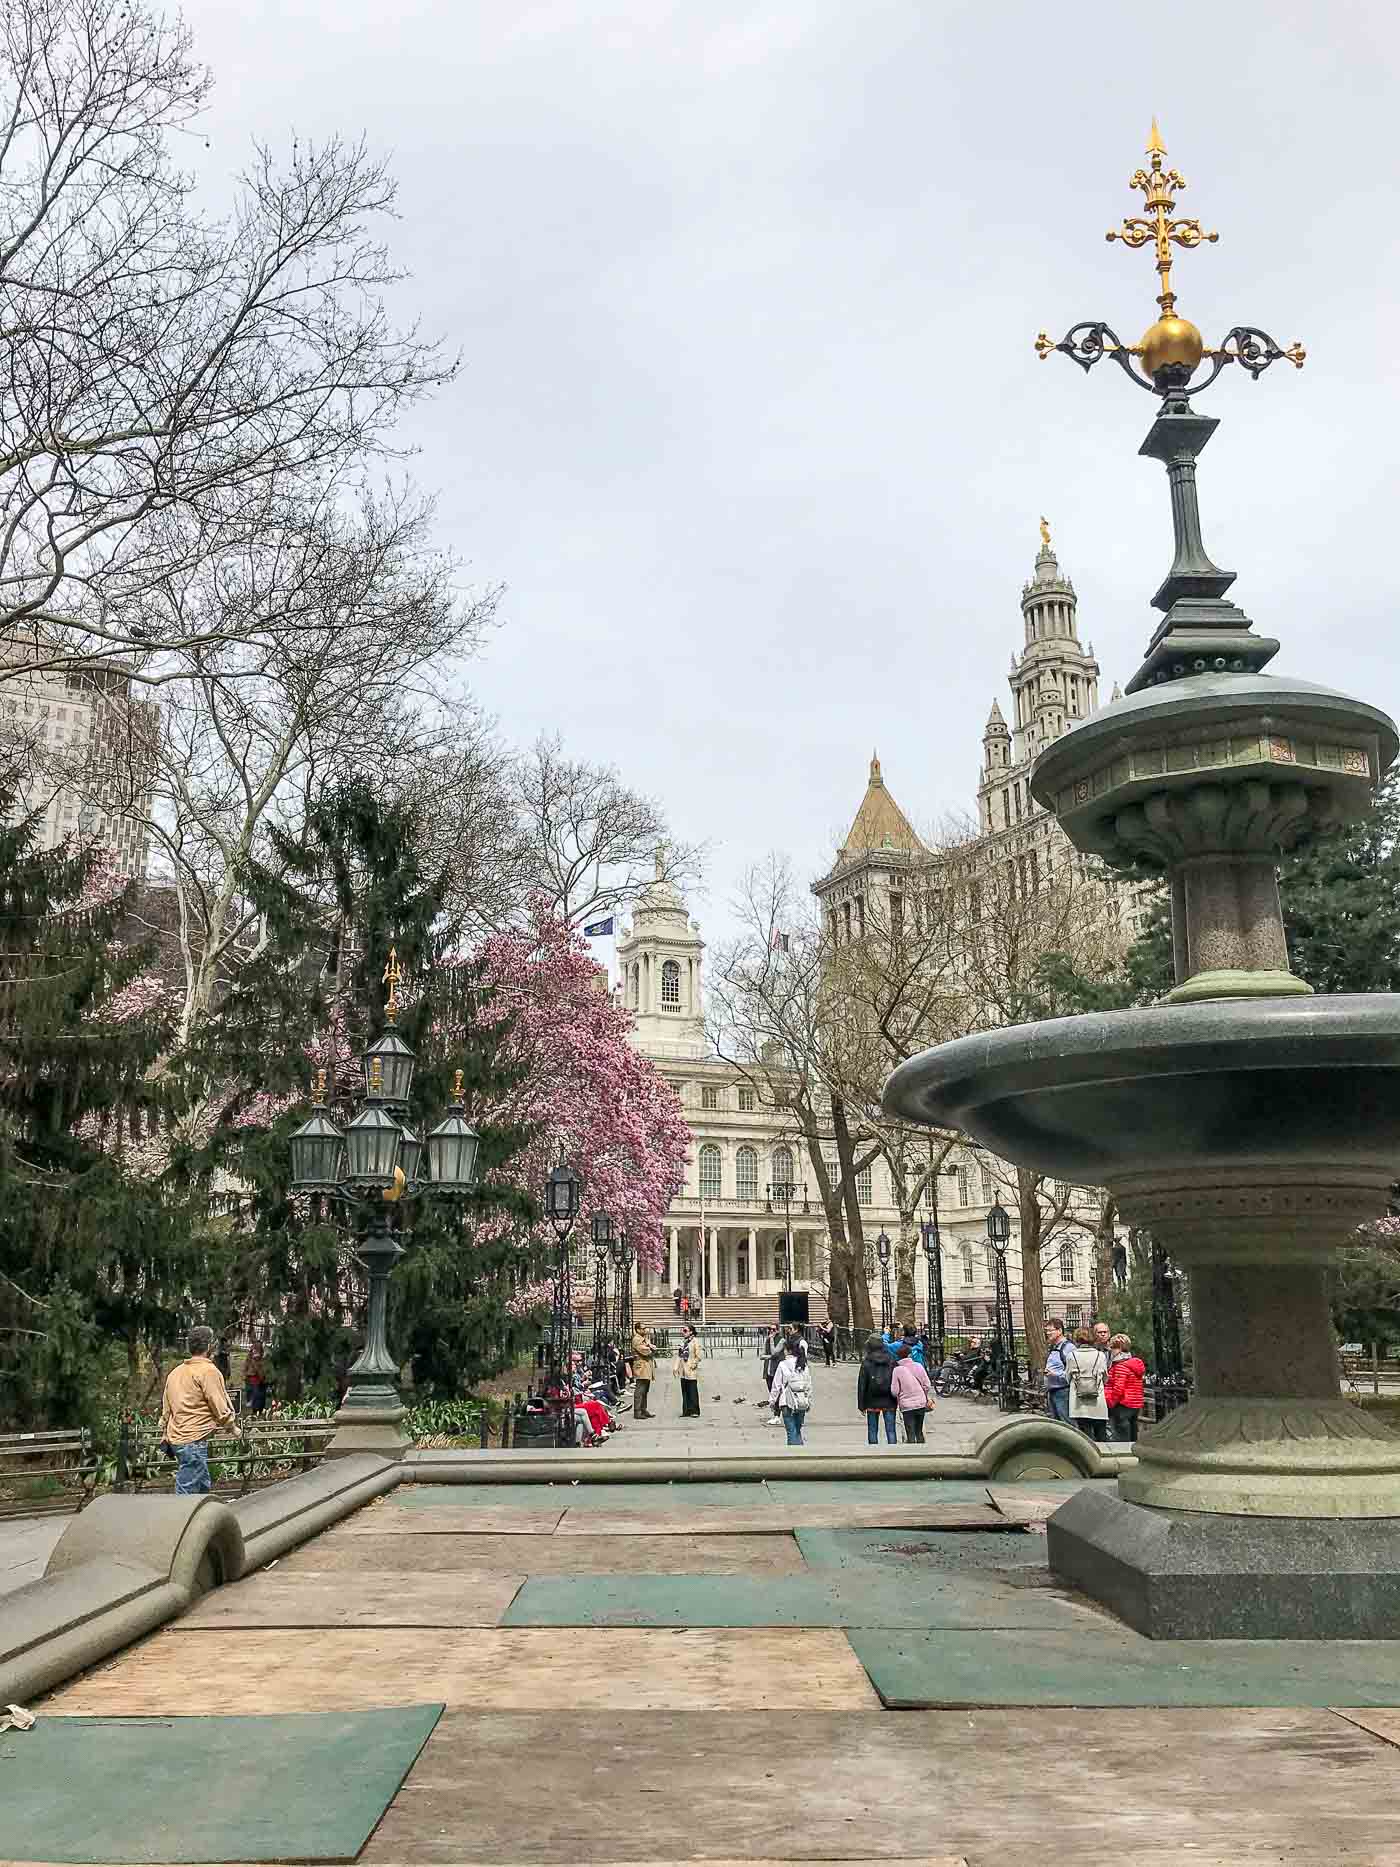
502, 1569, 1093, 1630
396, 1480, 766, 1511
0, 1704, 442, 1863
850, 1628, 1400, 1708
760, 1479, 1000, 1507
795, 1526, 1051, 1572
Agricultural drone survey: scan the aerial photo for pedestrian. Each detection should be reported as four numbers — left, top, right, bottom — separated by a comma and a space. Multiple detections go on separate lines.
673, 1286, 683, 1316
159, 1325, 239, 1495
1065, 1327, 1109, 1441
900, 1324, 927, 1368
819, 1320, 836, 1367
243, 1341, 268, 1416
1104, 1332, 1146, 1442
891, 1343, 933, 1443
770, 1338, 814, 1445
1043, 1317, 1073, 1423
680, 1292, 691, 1322
213, 1335, 232, 1383
761, 1321, 786, 1402
857, 1332, 899, 1446
675, 1324, 703, 1417
631, 1323, 658, 1420
1092, 1319, 1113, 1358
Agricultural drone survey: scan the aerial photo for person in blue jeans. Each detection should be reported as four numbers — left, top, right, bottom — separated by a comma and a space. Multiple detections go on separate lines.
857, 1333, 898, 1445
1043, 1316, 1073, 1423
770, 1338, 814, 1445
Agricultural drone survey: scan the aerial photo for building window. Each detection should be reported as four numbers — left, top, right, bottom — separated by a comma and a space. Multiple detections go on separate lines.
960, 1303, 975, 1327
889, 892, 903, 936
985, 1304, 998, 1327
980, 1163, 995, 1202
855, 1165, 872, 1205
736, 1146, 758, 1201
960, 1246, 974, 1285
661, 960, 680, 1005
957, 1166, 971, 1205
737, 1086, 755, 1112
701, 1085, 720, 1110
698, 1145, 722, 1201
1066, 1303, 1083, 1330
772, 1242, 788, 1279
771, 1145, 794, 1187
1059, 1246, 1075, 1284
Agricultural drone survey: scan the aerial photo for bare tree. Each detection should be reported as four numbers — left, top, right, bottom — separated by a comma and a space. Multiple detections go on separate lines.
0, 0, 454, 682
515, 735, 704, 927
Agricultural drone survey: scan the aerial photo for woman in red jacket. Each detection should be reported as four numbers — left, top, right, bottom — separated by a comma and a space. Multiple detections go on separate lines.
1104, 1333, 1146, 1443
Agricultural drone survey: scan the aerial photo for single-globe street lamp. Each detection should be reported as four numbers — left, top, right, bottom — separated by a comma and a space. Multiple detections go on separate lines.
590, 1210, 616, 1380
919, 1163, 960, 1370
985, 1197, 1018, 1410
543, 1155, 583, 1446
610, 1232, 635, 1354
288, 951, 480, 1454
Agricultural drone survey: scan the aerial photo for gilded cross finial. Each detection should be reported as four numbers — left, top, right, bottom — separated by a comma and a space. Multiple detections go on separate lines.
382, 946, 402, 1025
1106, 119, 1217, 319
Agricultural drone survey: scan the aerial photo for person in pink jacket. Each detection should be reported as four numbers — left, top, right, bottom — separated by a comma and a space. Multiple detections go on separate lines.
890, 1344, 933, 1443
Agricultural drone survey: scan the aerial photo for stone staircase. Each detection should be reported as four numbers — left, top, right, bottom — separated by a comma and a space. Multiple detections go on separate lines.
628, 1291, 832, 1327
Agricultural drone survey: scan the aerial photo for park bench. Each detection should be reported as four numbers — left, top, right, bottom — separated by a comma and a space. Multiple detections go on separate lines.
114, 1416, 336, 1497
0, 1427, 99, 1518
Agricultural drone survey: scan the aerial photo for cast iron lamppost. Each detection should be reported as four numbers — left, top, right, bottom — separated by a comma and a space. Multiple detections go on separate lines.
611, 1232, 634, 1356
590, 1210, 615, 1379
919, 1162, 960, 1369
875, 1231, 894, 1333
288, 948, 481, 1454
543, 1155, 583, 1447
767, 1179, 803, 1293
1149, 1230, 1189, 1418
985, 1197, 1018, 1412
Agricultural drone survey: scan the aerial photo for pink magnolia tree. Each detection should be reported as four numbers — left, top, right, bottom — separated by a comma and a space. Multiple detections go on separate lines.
461, 903, 689, 1269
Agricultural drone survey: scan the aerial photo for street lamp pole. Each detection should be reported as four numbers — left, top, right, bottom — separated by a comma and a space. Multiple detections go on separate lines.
919, 1163, 959, 1371
875, 1232, 894, 1334
985, 1197, 1018, 1411
767, 1180, 802, 1295
590, 1211, 616, 1383
287, 950, 482, 1457
544, 1156, 583, 1448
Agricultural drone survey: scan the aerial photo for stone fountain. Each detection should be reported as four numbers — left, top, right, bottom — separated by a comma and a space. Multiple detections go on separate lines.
885, 125, 1400, 1639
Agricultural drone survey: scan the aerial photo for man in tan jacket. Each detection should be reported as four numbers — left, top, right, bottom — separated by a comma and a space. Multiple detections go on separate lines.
160, 1325, 238, 1495
631, 1325, 657, 1419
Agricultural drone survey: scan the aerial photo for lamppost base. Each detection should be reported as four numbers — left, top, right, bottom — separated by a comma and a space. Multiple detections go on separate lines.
325, 1399, 409, 1461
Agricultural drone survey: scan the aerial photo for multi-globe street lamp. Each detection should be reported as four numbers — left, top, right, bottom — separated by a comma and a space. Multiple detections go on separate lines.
287, 951, 481, 1449
985, 1196, 1019, 1410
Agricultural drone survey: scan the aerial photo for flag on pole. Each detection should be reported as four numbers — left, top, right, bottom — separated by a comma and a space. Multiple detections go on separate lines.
583, 917, 615, 938
770, 929, 790, 953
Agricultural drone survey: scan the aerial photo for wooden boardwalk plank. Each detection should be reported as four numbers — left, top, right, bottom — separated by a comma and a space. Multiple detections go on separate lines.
276, 1531, 805, 1575
180, 1570, 524, 1627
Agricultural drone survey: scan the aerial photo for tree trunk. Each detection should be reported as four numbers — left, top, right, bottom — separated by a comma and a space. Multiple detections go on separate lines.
895, 1211, 919, 1323
1094, 1193, 1118, 1318
830, 1099, 874, 1331
1017, 1165, 1046, 1369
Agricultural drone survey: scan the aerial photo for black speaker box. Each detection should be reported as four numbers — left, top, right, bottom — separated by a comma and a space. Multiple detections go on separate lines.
778, 1291, 810, 1326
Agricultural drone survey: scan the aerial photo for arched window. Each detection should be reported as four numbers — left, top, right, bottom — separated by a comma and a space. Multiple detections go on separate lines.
772, 1241, 788, 1280
1059, 1246, 1075, 1285
771, 1145, 794, 1187
960, 1245, 974, 1286
661, 959, 680, 1005
698, 1144, 722, 1201
735, 1146, 758, 1201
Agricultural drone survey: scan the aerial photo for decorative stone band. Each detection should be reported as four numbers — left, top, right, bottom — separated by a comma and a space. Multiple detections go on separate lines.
1114, 1170, 1389, 1264
1124, 1397, 1400, 1517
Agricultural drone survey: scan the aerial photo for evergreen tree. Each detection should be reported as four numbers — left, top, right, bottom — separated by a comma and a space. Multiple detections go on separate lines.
1279, 768, 1400, 993
0, 799, 183, 1425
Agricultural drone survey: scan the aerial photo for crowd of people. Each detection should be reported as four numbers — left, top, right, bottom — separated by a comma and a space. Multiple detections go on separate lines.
1042, 1317, 1145, 1441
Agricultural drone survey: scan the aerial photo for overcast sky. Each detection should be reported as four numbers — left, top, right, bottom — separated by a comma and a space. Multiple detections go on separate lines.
184, 0, 1398, 955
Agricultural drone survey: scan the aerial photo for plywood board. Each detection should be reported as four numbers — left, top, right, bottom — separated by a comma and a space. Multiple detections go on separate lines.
851, 1628, 1400, 1708
795, 1527, 1048, 1573
502, 1569, 1097, 1631
554, 1501, 1007, 1535
47, 1628, 880, 1716
276, 1531, 806, 1576
179, 1570, 524, 1628
1331, 1706, 1400, 1748
986, 1479, 1117, 1523
395, 1480, 767, 1512
332, 1505, 564, 1536
358, 1707, 1400, 1863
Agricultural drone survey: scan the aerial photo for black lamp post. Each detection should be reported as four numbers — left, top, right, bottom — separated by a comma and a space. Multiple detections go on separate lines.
287, 949, 480, 1448
544, 1155, 583, 1447
1148, 1229, 1189, 1418
875, 1231, 894, 1333
590, 1211, 615, 1379
919, 1163, 959, 1370
985, 1197, 1018, 1411
611, 1233, 634, 1354
767, 1180, 802, 1294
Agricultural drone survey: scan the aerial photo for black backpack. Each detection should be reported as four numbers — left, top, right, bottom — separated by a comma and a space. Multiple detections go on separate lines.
865, 1355, 894, 1405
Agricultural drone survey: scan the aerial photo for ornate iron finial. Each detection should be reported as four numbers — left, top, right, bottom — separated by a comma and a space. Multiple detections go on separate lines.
1039, 515, 1051, 550
1034, 123, 1304, 401
452, 1067, 464, 1101
1106, 118, 1217, 322
314, 1067, 328, 1101
369, 1056, 383, 1095
382, 946, 402, 1026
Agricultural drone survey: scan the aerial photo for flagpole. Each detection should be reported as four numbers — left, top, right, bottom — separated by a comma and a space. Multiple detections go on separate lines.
700, 1191, 707, 1328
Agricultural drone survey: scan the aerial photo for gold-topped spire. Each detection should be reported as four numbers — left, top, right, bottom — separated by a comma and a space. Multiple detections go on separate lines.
1106, 118, 1217, 322
382, 946, 402, 1025
314, 1066, 327, 1100
1039, 515, 1052, 551
452, 1067, 464, 1101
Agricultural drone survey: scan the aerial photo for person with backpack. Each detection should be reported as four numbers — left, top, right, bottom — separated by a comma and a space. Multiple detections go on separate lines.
857, 1333, 898, 1446
1043, 1317, 1073, 1423
1103, 1332, 1147, 1442
1065, 1327, 1109, 1441
770, 1338, 814, 1445
891, 1342, 933, 1442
